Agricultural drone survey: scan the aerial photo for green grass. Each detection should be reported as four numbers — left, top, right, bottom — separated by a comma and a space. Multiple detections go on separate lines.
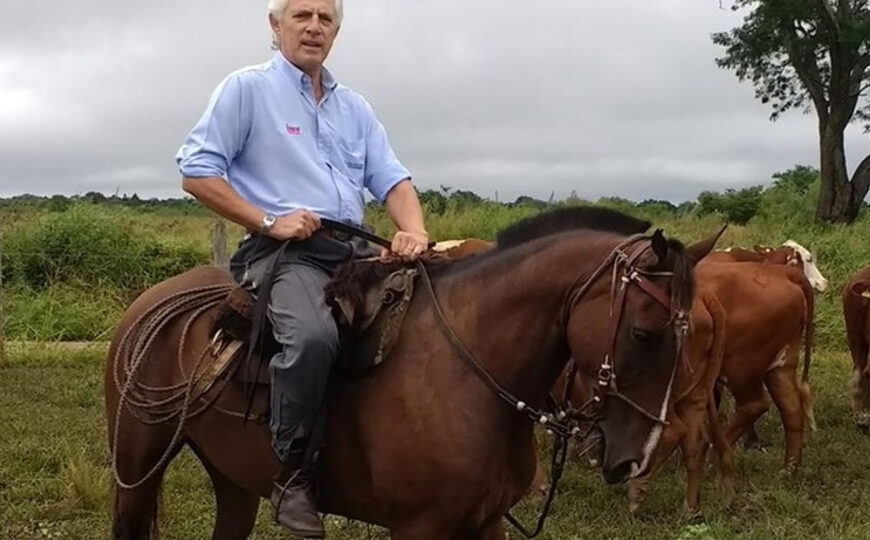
5, 198, 870, 347
2, 346, 870, 539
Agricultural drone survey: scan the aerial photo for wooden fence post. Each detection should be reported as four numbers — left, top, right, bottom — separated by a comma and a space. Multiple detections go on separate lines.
211, 220, 229, 268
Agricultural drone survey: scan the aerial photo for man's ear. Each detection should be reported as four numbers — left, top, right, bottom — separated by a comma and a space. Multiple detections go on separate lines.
269, 13, 280, 38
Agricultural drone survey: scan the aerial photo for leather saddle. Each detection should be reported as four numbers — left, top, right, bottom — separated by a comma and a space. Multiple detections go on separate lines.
207, 261, 421, 389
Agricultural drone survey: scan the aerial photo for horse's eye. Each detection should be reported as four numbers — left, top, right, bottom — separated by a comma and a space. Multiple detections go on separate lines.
631, 327, 654, 344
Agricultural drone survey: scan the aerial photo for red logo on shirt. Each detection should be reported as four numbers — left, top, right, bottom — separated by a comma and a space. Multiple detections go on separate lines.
286, 124, 301, 135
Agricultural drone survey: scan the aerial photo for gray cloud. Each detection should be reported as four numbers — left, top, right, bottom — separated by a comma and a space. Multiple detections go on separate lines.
1, 0, 866, 202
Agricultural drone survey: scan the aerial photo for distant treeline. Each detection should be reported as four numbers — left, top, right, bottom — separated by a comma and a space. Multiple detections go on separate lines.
0, 165, 846, 226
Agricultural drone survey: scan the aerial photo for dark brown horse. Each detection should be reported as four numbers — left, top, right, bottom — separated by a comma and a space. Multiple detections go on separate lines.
105, 208, 719, 539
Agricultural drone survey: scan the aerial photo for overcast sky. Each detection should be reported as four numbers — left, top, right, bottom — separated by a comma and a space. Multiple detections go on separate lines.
1, 0, 867, 203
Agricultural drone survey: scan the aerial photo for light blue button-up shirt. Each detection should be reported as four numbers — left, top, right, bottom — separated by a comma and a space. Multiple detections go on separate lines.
176, 52, 411, 225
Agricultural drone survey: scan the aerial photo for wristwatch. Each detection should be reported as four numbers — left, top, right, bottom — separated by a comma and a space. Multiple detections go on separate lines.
260, 212, 277, 235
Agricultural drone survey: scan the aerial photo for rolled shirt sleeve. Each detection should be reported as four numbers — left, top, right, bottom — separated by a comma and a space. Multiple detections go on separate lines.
360, 100, 411, 203
176, 74, 249, 179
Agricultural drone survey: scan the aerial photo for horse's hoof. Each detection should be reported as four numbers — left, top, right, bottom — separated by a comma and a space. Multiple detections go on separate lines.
628, 501, 641, 515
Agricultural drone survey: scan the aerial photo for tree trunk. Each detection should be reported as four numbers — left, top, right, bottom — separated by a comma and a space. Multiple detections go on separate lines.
816, 120, 857, 223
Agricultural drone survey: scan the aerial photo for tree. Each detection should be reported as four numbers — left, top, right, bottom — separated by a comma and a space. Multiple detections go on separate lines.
713, 0, 870, 223
697, 186, 764, 224
771, 164, 820, 193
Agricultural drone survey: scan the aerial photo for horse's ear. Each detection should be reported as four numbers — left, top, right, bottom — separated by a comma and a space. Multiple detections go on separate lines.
651, 229, 668, 262
684, 224, 728, 266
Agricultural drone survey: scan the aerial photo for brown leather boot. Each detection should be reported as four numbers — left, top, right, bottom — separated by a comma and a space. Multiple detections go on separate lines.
270, 461, 324, 538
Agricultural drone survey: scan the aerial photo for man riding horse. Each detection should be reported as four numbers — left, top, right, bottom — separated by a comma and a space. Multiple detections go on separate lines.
176, 0, 428, 536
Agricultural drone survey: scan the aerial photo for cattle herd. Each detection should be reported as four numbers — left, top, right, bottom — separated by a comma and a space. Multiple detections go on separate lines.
435, 236, 870, 516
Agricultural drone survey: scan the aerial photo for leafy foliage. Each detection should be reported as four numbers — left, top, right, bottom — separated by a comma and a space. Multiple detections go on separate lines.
2, 204, 208, 291
697, 186, 764, 224
713, 0, 870, 125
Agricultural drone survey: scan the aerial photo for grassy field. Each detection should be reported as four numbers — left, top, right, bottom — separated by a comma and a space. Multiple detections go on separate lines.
3, 343, 870, 539
4, 192, 870, 538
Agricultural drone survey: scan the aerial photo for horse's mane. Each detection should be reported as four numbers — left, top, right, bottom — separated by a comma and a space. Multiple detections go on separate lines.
495, 206, 651, 250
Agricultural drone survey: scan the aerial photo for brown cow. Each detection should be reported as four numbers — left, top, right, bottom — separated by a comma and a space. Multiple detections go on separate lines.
703, 241, 828, 293
626, 284, 733, 515
844, 265, 870, 428
702, 242, 826, 450
628, 261, 815, 515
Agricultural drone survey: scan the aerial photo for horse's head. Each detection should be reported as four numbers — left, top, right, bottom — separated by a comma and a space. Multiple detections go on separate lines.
564, 227, 723, 484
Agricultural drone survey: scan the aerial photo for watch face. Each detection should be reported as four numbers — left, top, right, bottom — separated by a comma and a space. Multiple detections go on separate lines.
262, 214, 276, 231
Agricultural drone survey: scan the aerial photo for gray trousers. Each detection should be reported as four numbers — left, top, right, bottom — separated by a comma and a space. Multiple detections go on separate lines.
230, 233, 358, 461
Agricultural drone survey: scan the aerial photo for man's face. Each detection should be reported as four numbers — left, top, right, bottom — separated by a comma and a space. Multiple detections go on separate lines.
271, 0, 339, 74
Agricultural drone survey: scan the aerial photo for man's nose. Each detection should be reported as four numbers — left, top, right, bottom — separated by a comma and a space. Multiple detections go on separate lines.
305, 15, 324, 33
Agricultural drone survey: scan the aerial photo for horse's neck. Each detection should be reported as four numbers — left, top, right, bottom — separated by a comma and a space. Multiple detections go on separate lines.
435, 238, 604, 406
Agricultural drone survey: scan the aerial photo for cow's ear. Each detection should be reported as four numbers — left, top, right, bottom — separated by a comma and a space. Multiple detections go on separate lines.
684, 224, 728, 266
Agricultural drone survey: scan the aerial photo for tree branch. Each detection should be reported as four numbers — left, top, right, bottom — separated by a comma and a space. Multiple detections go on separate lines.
782, 26, 829, 113
851, 54, 870, 89
814, 0, 840, 34
850, 151, 870, 197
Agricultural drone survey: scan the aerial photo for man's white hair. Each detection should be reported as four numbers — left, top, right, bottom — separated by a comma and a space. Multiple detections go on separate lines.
268, 0, 343, 48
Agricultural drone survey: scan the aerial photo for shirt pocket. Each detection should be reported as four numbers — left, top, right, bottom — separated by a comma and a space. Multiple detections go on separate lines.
336, 136, 366, 185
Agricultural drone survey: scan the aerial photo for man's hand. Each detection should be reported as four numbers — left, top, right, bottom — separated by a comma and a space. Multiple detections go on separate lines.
384, 231, 429, 261
268, 209, 321, 241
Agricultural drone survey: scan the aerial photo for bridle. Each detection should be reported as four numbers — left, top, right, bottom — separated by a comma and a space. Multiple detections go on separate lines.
560, 234, 690, 430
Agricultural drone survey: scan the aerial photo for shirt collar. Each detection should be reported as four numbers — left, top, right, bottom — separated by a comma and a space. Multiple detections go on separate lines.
273, 51, 338, 92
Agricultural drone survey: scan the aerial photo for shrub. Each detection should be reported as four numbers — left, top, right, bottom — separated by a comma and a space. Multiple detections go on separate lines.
2, 203, 208, 291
